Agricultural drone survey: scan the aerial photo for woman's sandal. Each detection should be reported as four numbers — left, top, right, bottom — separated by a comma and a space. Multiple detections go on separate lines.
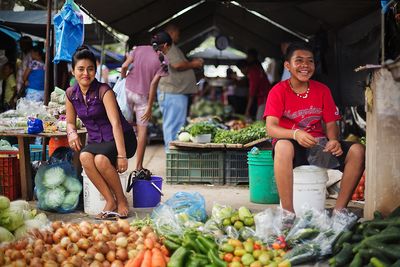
95, 211, 128, 220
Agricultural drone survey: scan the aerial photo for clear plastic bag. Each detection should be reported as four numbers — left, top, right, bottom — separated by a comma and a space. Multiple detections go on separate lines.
34, 161, 82, 213
307, 138, 340, 169
165, 192, 207, 222
151, 204, 184, 236
211, 203, 234, 224
254, 207, 294, 245
113, 78, 133, 123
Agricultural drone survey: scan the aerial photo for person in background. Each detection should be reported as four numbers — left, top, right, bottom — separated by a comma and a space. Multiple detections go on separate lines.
2, 62, 17, 110
95, 58, 109, 85
158, 24, 204, 150
280, 42, 291, 81
22, 46, 45, 102
66, 46, 137, 220
16, 36, 32, 97
264, 42, 365, 217
120, 31, 171, 178
243, 49, 271, 121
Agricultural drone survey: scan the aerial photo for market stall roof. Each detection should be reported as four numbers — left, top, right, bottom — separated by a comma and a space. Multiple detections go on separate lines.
75, 0, 379, 59
0, 10, 118, 45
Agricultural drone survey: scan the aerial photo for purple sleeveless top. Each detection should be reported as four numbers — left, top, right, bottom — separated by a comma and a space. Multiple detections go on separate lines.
66, 79, 132, 144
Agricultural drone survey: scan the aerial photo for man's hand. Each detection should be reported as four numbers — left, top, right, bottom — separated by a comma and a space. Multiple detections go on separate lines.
191, 58, 204, 69
295, 130, 317, 148
324, 140, 343, 156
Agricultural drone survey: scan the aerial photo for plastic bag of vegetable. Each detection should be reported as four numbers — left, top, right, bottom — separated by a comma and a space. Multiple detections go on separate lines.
165, 192, 207, 222
35, 161, 82, 213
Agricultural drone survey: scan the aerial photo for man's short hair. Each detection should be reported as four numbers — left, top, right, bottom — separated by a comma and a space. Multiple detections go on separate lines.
285, 42, 314, 61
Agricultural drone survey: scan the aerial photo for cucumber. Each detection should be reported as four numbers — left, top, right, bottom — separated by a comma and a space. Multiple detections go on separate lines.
349, 253, 363, 267
391, 259, 400, 267
333, 230, 353, 254
284, 243, 318, 265
365, 242, 400, 261
351, 234, 363, 242
370, 257, 390, 267
359, 248, 391, 263
329, 243, 354, 266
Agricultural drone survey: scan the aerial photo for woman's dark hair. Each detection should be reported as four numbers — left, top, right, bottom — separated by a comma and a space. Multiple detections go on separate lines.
150, 31, 172, 72
285, 42, 314, 61
31, 46, 43, 58
72, 45, 96, 70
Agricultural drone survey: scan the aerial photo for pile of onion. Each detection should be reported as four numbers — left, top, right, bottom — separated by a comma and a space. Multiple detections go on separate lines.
0, 219, 162, 267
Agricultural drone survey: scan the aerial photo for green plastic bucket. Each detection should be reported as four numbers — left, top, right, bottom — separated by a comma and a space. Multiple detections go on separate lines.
247, 150, 279, 204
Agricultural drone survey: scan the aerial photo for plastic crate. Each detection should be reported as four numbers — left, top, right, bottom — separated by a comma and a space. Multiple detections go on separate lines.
166, 150, 224, 184
13, 144, 49, 161
225, 150, 249, 185
0, 151, 21, 200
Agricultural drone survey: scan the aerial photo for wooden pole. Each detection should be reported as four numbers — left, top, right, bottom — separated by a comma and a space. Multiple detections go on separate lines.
44, 0, 52, 105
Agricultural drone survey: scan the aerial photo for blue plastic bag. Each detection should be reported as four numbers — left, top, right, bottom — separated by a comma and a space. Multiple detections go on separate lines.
165, 192, 207, 222
53, 0, 84, 63
35, 161, 82, 213
27, 118, 44, 134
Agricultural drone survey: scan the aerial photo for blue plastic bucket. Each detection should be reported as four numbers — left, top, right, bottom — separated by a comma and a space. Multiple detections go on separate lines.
132, 176, 163, 208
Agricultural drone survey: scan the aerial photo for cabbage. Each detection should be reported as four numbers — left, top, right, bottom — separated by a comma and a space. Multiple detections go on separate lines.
0, 226, 14, 242
0, 208, 24, 231
178, 132, 191, 142
9, 200, 31, 211
24, 213, 48, 230
0, 196, 10, 210
13, 225, 27, 240
61, 191, 80, 210
44, 186, 66, 209
62, 177, 82, 192
42, 166, 66, 188
21, 209, 37, 220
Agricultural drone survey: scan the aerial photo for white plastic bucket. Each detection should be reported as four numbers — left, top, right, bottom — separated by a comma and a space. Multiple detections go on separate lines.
293, 165, 328, 215
83, 171, 133, 215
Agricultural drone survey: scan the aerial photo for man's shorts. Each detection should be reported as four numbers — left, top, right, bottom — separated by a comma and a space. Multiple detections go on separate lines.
272, 139, 356, 172
126, 91, 149, 126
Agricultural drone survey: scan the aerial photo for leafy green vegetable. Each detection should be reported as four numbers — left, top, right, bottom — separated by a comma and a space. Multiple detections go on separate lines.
13, 225, 27, 240
186, 122, 217, 138
214, 121, 267, 144
0, 208, 24, 231
9, 200, 31, 211
44, 186, 66, 209
62, 177, 82, 192
0, 226, 15, 242
0, 196, 10, 210
61, 191, 80, 210
43, 166, 66, 188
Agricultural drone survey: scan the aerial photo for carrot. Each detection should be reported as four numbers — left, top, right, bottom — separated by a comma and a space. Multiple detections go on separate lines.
150, 248, 166, 267
144, 238, 155, 250
140, 249, 152, 267
125, 250, 145, 267
159, 245, 169, 257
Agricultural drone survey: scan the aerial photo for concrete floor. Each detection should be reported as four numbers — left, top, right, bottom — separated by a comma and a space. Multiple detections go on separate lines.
44, 142, 363, 222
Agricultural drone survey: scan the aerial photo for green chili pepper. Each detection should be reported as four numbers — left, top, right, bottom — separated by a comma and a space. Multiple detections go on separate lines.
195, 238, 208, 254
166, 234, 182, 244
164, 240, 181, 253
197, 236, 218, 251
208, 250, 227, 267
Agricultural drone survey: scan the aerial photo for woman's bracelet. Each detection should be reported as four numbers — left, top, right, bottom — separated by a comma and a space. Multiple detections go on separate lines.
67, 130, 77, 136
117, 155, 127, 159
293, 129, 299, 140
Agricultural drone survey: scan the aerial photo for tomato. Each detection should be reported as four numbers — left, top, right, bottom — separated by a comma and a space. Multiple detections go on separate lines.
352, 193, 359, 200
272, 243, 281, 250
357, 186, 365, 194
359, 192, 364, 199
253, 243, 261, 250
232, 256, 241, 262
224, 253, 234, 262
359, 179, 365, 186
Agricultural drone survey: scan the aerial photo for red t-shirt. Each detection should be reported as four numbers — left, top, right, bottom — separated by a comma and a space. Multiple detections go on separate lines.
247, 64, 271, 106
264, 79, 340, 138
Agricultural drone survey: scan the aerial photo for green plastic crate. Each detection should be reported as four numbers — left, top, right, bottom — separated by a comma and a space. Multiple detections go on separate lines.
224, 150, 249, 185
166, 150, 224, 185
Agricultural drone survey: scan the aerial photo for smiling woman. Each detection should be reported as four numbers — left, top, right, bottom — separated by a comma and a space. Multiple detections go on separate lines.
65, 45, 137, 220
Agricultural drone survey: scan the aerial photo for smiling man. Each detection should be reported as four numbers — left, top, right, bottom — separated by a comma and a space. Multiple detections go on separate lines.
264, 42, 365, 217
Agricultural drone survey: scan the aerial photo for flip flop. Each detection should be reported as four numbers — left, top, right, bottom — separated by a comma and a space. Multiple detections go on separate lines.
94, 210, 112, 220
103, 211, 128, 220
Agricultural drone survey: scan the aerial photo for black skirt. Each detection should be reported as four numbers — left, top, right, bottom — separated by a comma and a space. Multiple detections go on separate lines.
81, 129, 137, 166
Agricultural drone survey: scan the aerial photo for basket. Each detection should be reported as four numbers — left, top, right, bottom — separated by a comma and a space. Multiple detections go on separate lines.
0, 151, 21, 200
225, 150, 249, 185
166, 150, 224, 184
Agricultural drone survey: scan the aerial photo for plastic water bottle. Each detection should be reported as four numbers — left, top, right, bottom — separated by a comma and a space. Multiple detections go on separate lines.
250, 146, 260, 155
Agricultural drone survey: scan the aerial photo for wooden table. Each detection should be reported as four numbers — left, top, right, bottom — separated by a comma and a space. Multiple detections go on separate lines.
0, 129, 87, 200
